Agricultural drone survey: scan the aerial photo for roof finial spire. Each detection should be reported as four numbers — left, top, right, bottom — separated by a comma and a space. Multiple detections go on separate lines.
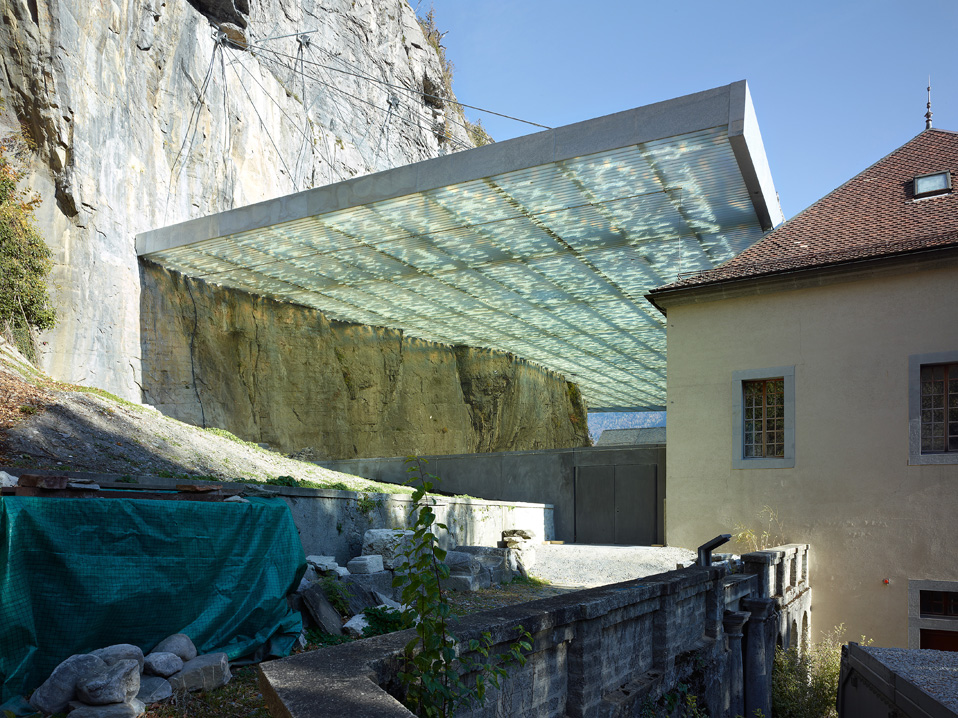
925, 76, 933, 130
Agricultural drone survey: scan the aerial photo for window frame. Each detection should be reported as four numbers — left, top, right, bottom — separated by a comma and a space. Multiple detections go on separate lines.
913, 171, 952, 199
731, 366, 795, 469
908, 579, 958, 649
908, 351, 958, 465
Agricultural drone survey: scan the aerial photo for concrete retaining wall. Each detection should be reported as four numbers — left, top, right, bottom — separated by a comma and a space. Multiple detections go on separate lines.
316, 445, 666, 543
259, 545, 811, 718
1, 469, 553, 564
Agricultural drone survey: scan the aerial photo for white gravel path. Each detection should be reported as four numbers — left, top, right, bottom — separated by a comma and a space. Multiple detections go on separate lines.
528, 544, 696, 588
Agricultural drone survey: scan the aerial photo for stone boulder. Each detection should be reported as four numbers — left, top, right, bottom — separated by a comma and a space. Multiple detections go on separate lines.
137, 675, 173, 704
362, 529, 415, 570
441, 551, 482, 592
503, 529, 536, 540
67, 698, 146, 718
342, 571, 394, 601
305, 555, 339, 573
151, 633, 197, 662
167, 653, 231, 693
346, 555, 384, 574
455, 546, 515, 585
91, 644, 145, 671
300, 583, 344, 635
76, 659, 140, 705
343, 614, 368, 638
29, 654, 107, 715
339, 577, 383, 616
144, 651, 183, 678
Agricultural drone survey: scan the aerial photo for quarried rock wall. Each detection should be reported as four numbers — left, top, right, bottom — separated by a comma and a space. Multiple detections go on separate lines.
141, 263, 589, 459
0, 0, 468, 398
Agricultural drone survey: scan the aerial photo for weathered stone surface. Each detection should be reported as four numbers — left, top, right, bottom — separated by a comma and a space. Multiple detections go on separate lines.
144, 652, 183, 678
137, 675, 173, 704
346, 555, 384, 574
76, 659, 140, 705
362, 529, 414, 570
503, 529, 536, 540
0, 0, 467, 401
445, 551, 480, 577
343, 614, 368, 638
151, 634, 197, 662
0, 470, 18, 487
339, 578, 382, 617
375, 593, 402, 610
300, 584, 345, 635
455, 546, 514, 585
442, 574, 480, 592
139, 268, 591, 460
67, 698, 146, 718
343, 571, 395, 601
30, 654, 107, 715
305, 555, 339, 572
91, 644, 145, 671
168, 653, 231, 693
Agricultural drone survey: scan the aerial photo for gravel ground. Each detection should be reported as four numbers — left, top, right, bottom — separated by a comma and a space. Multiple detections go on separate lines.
528, 544, 696, 588
863, 646, 958, 712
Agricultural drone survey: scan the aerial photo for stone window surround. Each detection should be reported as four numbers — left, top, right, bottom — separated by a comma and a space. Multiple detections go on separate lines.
731, 366, 795, 469
908, 350, 958, 465
908, 579, 958, 648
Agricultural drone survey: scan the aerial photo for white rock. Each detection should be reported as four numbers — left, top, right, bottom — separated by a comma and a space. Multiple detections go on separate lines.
343, 614, 369, 638
0, 471, 19, 488
362, 529, 415, 570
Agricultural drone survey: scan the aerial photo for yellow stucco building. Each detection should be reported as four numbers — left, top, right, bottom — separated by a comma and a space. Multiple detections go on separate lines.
648, 128, 958, 648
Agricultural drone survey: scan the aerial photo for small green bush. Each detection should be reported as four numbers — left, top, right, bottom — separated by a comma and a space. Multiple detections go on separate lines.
0, 130, 55, 361
393, 457, 531, 717
320, 576, 351, 617
362, 606, 405, 637
266, 475, 298, 487
772, 625, 868, 718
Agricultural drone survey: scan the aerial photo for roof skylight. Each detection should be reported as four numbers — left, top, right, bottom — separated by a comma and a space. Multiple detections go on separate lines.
914, 171, 952, 198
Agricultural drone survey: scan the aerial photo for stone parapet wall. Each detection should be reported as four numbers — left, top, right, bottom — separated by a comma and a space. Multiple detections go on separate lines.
260, 550, 810, 717
743, 543, 812, 651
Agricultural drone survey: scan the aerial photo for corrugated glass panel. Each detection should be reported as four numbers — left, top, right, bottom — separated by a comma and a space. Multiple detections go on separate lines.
141, 120, 771, 409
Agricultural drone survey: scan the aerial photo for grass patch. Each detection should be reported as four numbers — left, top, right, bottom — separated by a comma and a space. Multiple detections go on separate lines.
203, 426, 264, 450
511, 574, 551, 588
142, 666, 270, 718
50, 382, 144, 411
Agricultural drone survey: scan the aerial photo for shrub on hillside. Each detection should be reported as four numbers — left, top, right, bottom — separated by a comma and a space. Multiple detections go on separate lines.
0, 131, 55, 360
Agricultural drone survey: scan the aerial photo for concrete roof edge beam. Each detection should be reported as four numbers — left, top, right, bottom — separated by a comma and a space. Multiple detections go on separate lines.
135, 82, 754, 256
727, 80, 785, 231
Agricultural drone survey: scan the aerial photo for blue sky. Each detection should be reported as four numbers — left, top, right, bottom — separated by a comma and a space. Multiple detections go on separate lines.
422, 0, 958, 220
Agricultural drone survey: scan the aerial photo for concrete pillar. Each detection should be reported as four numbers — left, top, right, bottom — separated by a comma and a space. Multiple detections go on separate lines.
724, 610, 750, 718
742, 597, 777, 718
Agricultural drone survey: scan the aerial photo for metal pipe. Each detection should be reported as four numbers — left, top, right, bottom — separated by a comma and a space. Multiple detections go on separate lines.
697, 533, 731, 566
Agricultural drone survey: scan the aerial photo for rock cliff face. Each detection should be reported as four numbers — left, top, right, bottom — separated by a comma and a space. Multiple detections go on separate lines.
141, 263, 589, 458
0, 0, 589, 457
0, 0, 465, 395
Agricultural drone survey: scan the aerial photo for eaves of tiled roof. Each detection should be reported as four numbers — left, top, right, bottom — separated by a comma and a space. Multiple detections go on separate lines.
649, 128, 958, 295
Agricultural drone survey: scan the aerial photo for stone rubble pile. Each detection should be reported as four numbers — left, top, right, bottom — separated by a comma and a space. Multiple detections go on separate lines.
289, 528, 539, 639
28, 633, 229, 717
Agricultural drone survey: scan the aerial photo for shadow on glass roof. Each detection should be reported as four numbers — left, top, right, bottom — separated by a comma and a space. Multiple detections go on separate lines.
137, 81, 783, 411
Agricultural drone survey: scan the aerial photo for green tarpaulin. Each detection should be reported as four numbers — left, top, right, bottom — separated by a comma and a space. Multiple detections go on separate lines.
0, 495, 306, 702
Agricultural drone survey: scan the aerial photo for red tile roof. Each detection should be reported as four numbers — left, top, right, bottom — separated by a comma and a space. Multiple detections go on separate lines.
654, 129, 958, 291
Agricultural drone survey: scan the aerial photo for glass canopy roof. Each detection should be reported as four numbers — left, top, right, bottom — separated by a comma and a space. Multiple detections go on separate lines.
138, 82, 782, 410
